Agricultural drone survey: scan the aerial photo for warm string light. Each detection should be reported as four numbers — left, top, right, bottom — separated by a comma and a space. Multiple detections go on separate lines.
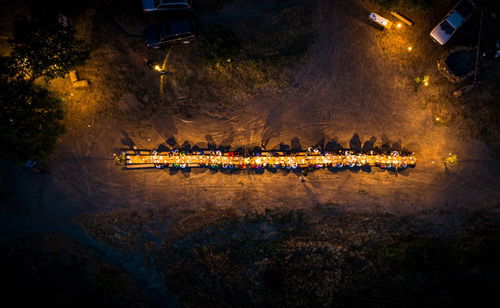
125, 149, 417, 170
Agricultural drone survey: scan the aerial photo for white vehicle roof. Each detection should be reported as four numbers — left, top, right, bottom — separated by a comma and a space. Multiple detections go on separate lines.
447, 11, 464, 28
429, 0, 475, 45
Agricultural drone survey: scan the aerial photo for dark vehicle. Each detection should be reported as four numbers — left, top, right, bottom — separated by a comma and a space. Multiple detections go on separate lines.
144, 19, 196, 48
141, 0, 192, 13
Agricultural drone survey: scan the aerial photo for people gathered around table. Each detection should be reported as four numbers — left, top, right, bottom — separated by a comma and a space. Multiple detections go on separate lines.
123, 146, 416, 171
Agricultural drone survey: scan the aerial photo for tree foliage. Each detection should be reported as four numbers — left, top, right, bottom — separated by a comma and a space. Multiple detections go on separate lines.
0, 8, 91, 163
9, 12, 90, 80
0, 59, 65, 163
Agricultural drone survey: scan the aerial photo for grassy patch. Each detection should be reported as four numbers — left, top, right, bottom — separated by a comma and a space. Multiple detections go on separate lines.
158, 0, 315, 111
155, 208, 500, 307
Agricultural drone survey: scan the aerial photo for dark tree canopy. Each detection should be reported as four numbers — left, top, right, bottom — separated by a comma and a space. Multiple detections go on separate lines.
0, 60, 65, 163
9, 13, 90, 80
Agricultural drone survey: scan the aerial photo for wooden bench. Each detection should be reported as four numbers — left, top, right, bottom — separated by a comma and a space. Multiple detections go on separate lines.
390, 11, 414, 26
126, 164, 156, 169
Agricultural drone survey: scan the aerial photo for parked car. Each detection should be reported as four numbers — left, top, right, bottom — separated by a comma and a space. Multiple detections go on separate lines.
144, 19, 196, 48
430, 0, 476, 45
141, 0, 192, 13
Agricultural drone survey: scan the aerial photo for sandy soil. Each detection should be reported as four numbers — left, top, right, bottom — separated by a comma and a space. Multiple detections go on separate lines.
27, 0, 498, 216
1, 0, 500, 306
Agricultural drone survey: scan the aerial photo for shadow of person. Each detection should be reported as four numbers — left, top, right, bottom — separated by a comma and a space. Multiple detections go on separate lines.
180, 141, 191, 151
235, 147, 245, 155
166, 136, 178, 147
261, 134, 272, 150
362, 136, 377, 152
381, 134, 391, 152
281, 168, 291, 176
220, 168, 232, 175
255, 168, 265, 174
121, 131, 135, 148
220, 135, 233, 152
192, 142, 206, 152
157, 144, 170, 152
266, 166, 278, 173
169, 168, 179, 175
230, 168, 242, 175
327, 166, 343, 173
392, 140, 402, 151
349, 133, 362, 152
192, 167, 208, 174
315, 136, 325, 150
253, 146, 262, 154
206, 135, 216, 150
361, 165, 372, 173
279, 143, 290, 151
398, 168, 411, 176
291, 137, 302, 151
325, 137, 342, 152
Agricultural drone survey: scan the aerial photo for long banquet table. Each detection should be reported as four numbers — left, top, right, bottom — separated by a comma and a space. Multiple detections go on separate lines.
122, 149, 416, 170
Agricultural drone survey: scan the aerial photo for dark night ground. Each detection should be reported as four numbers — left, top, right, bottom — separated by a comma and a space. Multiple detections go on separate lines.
1, 0, 500, 307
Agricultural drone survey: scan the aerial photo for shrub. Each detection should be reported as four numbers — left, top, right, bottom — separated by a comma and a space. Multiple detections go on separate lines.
9, 12, 90, 80
0, 63, 65, 163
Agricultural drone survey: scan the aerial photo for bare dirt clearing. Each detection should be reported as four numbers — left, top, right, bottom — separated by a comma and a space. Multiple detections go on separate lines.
2, 0, 499, 256
1, 0, 500, 306
33, 0, 499, 216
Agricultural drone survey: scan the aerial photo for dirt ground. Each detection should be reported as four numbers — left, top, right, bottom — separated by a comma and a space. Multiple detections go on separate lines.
1, 0, 500, 306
